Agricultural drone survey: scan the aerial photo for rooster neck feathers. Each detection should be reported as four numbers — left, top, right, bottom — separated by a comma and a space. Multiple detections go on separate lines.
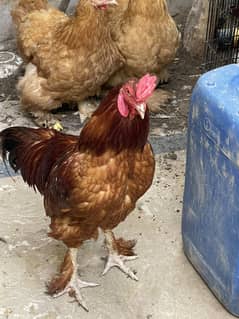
78, 87, 149, 155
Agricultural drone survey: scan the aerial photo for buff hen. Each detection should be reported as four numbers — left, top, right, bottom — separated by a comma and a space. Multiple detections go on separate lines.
12, 0, 122, 128
106, 0, 180, 86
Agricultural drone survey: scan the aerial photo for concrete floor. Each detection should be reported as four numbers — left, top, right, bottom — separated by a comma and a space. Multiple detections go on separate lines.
0, 149, 235, 319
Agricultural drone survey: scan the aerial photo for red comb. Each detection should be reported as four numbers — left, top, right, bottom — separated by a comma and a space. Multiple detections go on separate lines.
136, 74, 157, 101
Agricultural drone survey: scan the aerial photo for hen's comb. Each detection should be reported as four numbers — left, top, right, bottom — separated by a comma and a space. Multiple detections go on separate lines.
136, 74, 157, 101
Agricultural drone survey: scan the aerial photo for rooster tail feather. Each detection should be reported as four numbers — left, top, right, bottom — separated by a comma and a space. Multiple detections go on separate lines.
0, 127, 57, 194
12, 0, 48, 27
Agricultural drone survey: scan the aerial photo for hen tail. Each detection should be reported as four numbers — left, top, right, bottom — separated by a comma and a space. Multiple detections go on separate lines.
0, 127, 78, 194
12, 0, 48, 28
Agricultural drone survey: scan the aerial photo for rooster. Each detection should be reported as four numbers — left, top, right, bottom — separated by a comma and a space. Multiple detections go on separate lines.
11, 0, 122, 129
0, 74, 156, 310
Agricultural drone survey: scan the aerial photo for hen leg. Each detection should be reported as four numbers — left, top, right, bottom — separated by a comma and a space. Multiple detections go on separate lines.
77, 99, 99, 124
30, 111, 63, 131
47, 248, 99, 311
157, 68, 169, 84
102, 230, 138, 281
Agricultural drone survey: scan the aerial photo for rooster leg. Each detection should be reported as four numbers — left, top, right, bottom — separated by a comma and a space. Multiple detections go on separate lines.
47, 248, 99, 311
102, 230, 138, 281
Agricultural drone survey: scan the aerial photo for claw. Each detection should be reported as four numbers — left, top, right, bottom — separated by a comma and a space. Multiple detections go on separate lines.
52, 278, 99, 311
30, 111, 63, 130
102, 230, 139, 281
48, 248, 99, 311
102, 253, 139, 281
77, 279, 100, 289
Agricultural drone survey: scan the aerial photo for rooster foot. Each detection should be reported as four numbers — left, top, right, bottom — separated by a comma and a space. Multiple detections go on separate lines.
102, 253, 138, 281
48, 248, 99, 311
102, 230, 138, 281
52, 277, 99, 311
30, 111, 63, 131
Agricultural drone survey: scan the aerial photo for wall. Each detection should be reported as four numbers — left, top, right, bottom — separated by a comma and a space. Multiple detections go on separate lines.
0, 1, 16, 48
167, 0, 194, 16
183, 0, 209, 58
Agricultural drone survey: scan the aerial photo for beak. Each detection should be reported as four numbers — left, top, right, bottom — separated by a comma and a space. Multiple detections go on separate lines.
135, 103, 146, 120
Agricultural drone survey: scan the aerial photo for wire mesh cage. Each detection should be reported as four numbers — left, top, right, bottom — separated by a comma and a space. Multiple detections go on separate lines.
204, 0, 239, 70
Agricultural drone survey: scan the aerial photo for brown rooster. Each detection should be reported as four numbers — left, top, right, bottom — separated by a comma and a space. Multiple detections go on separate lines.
0, 74, 156, 310
11, 0, 122, 129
